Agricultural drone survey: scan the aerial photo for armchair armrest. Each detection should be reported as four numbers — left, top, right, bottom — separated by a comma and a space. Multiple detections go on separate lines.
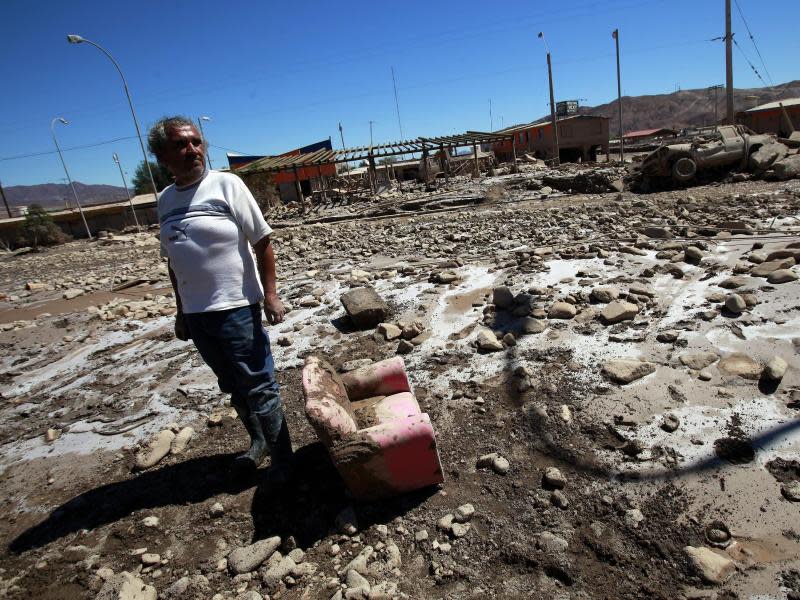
340, 356, 411, 401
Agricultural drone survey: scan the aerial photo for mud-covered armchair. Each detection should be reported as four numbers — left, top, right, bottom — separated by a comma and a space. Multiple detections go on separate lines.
301, 356, 444, 500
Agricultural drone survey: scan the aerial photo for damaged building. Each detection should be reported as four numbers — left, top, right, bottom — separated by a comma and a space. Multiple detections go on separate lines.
736, 98, 800, 137
492, 114, 609, 163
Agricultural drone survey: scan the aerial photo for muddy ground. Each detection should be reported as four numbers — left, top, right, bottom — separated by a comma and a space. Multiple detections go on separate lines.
1, 169, 799, 599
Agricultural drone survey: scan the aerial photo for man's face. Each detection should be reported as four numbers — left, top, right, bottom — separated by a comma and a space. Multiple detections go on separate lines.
160, 124, 206, 183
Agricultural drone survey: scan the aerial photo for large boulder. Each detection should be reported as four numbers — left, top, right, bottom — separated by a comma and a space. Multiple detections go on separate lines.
770, 154, 800, 180
718, 353, 762, 380
600, 300, 639, 325
602, 359, 656, 384
749, 142, 788, 171
340, 286, 389, 329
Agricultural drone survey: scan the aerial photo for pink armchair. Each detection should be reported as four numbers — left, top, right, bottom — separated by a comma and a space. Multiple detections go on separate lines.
301, 356, 444, 500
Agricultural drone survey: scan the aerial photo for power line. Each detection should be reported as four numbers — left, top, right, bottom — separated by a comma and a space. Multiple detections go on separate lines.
209, 143, 259, 156
733, 38, 768, 87
733, 0, 774, 86
0, 135, 139, 162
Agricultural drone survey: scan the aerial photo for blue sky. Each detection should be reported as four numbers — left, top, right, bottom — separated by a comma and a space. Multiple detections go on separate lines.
1, 0, 797, 188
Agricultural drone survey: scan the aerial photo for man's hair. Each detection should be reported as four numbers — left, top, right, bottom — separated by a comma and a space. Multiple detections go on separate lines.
147, 116, 201, 159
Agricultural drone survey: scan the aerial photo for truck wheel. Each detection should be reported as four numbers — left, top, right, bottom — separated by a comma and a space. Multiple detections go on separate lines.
672, 157, 697, 183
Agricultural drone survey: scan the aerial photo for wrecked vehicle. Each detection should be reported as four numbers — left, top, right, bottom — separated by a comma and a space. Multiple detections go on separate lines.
633, 125, 772, 186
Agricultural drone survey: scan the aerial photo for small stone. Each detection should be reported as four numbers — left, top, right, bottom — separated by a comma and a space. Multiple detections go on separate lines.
679, 351, 718, 371
764, 356, 788, 381
543, 467, 566, 489
549, 301, 577, 319
277, 335, 293, 347
683, 546, 736, 584
537, 531, 568, 554
95, 572, 156, 600
624, 509, 644, 528
437, 514, 454, 532
718, 276, 746, 289
476, 329, 503, 352
724, 294, 747, 314
450, 522, 470, 538
656, 330, 679, 343
396, 339, 414, 354
520, 317, 546, 334
170, 426, 194, 455
477, 452, 509, 475
661, 413, 680, 432
751, 258, 795, 277
207, 414, 224, 427
684, 246, 705, 263
590, 286, 620, 304
492, 286, 515, 309
698, 369, 713, 381
209, 502, 225, 518
134, 429, 176, 471
502, 332, 516, 346
45, 428, 60, 443
377, 323, 402, 340
767, 269, 798, 284
600, 300, 639, 325
550, 490, 569, 509
62, 288, 84, 300
336, 506, 358, 535
340, 286, 389, 329
602, 359, 657, 384
718, 353, 762, 380
141, 516, 160, 528
454, 504, 475, 523
781, 480, 800, 502
140, 553, 160, 566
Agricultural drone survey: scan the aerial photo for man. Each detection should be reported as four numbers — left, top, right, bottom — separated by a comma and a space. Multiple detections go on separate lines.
149, 115, 292, 474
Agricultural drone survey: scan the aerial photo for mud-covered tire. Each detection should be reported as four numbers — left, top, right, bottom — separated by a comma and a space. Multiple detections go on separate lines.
671, 157, 697, 183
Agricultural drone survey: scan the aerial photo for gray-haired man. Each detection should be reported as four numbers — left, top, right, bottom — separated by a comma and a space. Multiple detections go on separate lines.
148, 115, 292, 474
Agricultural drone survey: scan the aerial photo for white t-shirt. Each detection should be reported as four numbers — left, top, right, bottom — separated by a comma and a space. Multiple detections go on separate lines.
158, 170, 272, 314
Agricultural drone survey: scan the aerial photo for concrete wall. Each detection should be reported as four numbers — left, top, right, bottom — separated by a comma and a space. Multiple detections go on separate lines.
494, 116, 610, 162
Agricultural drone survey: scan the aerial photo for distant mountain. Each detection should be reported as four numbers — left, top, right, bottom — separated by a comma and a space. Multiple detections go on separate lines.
2, 182, 128, 213
578, 80, 800, 135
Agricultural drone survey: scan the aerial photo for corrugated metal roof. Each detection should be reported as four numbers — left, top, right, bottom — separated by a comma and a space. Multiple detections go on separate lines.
744, 97, 800, 113
495, 114, 609, 135
623, 128, 676, 139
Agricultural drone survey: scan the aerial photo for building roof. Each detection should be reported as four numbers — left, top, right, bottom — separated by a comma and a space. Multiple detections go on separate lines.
744, 97, 800, 113
234, 131, 513, 175
623, 128, 677, 139
495, 114, 609, 135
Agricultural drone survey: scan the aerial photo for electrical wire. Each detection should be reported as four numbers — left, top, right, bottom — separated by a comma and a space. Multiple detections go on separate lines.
733, 0, 774, 86
0, 135, 139, 162
733, 38, 768, 87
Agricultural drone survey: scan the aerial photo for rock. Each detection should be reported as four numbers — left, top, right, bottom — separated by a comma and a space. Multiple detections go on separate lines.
140, 553, 160, 566
718, 276, 746, 289
209, 502, 225, 518
435, 271, 459, 284
643, 226, 671, 239
683, 546, 736, 584
161, 575, 211, 599
339, 546, 373, 576
45, 428, 60, 443
450, 522, 470, 538
537, 531, 568, 554
767, 269, 798, 284
63, 288, 84, 300
206, 414, 223, 427
591, 286, 620, 303
437, 514, 454, 532
228, 537, 282, 574
454, 503, 475, 523
262, 555, 297, 590
657, 330, 679, 343
749, 141, 788, 171
396, 339, 414, 354
751, 258, 795, 277
520, 317, 546, 334
629, 283, 655, 297
502, 332, 516, 346
718, 353, 762, 380
277, 335, 292, 347
550, 490, 569, 509
684, 246, 705, 263
492, 286, 514, 309
602, 359, 656, 384
170, 427, 194, 455
679, 351, 719, 370
336, 506, 358, 534
340, 286, 389, 329
477, 452, 510, 475
764, 356, 788, 381
134, 429, 176, 471
771, 154, 800, 180
548, 301, 576, 319
661, 413, 680, 432
724, 294, 747, 314
141, 516, 159, 528
377, 322, 401, 341
543, 467, 566, 489
345, 569, 370, 594
414, 529, 428, 542
600, 300, 639, 325
624, 508, 644, 528
782, 480, 800, 502
698, 368, 713, 381
95, 571, 157, 600
476, 329, 503, 352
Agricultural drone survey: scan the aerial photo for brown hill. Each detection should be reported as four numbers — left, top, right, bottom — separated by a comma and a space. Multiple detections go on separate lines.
579, 80, 800, 135
3, 182, 128, 213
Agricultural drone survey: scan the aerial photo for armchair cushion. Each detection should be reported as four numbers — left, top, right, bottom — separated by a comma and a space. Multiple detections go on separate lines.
302, 356, 358, 446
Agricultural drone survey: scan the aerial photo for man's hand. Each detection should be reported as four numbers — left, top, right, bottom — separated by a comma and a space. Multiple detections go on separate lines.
264, 292, 285, 325
174, 312, 191, 341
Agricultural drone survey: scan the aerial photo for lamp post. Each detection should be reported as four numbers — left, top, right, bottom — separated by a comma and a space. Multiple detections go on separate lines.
66, 34, 158, 199
197, 116, 213, 170
537, 32, 559, 165
113, 152, 140, 230
612, 29, 624, 162
51, 117, 92, 239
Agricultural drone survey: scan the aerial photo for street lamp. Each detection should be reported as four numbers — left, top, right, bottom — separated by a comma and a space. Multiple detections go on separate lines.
112, 152, 140, 230
537, 31, 560, 165
51, 117, 92, 239
66, 34, 159, 199
197, 116, 213, 170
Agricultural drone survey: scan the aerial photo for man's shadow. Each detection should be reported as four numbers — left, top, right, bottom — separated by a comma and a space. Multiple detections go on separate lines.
10, 442, 432, 554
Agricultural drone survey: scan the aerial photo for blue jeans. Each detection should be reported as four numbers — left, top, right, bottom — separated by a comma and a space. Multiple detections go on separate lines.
184, 304, 282, 420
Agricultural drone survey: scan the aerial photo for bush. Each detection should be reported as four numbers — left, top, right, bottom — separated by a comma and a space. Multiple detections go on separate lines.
19, 205, 69, 249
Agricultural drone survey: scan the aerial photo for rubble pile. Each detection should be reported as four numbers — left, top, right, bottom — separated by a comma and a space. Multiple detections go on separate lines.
0, 173, 799, 599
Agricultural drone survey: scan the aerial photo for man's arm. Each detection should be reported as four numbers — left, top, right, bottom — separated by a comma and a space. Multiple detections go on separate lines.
254, 235, 285, 325
167, 260, 190, 340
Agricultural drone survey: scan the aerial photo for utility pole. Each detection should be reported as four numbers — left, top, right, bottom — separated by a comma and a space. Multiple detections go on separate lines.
612, 29, 624, 162
369, 120, 375, 147
708, 84, 723, 124
0, 179, 11, 218
489, 99, 493, 131
391, 67, 404, 140
197, 116, 213, 170
725, 0, 734, 124
538, 32, 559, 165
113, 153, 140, 230
338, 122, 350, 174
